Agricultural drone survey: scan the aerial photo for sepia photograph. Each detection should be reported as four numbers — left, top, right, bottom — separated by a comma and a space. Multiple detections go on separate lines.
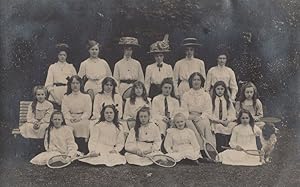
0, 0, 299, 186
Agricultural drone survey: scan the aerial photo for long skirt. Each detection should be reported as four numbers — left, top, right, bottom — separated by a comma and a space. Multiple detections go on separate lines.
30, 151, 62, 165
20, 122, 48, 139
125, 151, 163, 166
149, 84, 161, 99
48, 85, 67, 105
186, 118, 216, 150
217, 149, 262, 166
84, 79, 102, 94
66, 119, 90, 139
166, 144, 201, 162
79, 144, 126, 166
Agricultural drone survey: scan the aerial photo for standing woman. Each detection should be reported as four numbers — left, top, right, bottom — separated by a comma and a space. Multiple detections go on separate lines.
45, 43, 77, 109
204, 49, 238, 102
61, 75, 92, 154
174, 38, 206, 99
78, 40, 112, 101
181, 72, 215, 155
145, 34, 174, 99
113, 37, 144, 96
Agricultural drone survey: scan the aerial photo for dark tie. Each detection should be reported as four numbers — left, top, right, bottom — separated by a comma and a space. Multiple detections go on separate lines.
157, 63, 163, 71
219, 98, 223, 120
164, 97, 169, 117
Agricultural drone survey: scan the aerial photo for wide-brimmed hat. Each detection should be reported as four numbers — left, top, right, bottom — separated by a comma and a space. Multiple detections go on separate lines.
118, 37, 140, 47
182, 38, 202, 47
148, 34, 171, 54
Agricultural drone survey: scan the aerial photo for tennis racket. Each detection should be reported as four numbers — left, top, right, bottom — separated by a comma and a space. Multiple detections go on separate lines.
145, 154, 176, 168
260, 117, 281, 124
47, 154, 90, 169
196, 129, 218, 161
221, 146, 264, 156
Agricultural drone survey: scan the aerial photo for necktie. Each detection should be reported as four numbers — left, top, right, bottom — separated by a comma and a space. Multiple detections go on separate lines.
219, 98, 223, 120
157, 63, 163, 71
164, 96, 169, 117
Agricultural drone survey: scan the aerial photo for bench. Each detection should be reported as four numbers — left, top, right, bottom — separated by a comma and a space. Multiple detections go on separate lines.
11, 101, 31, 138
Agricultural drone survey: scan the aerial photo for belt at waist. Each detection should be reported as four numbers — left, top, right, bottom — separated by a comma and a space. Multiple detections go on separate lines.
142, 140, 154, 144
120, 79, 137, 84
70, 112, 84, 115
54, 83, 67, 86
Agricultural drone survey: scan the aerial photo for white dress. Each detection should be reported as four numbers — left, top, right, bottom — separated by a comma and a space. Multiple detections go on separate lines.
113, 57, 144, 96
174, 57, 206, 97
125, 122, 162, 166
181, 88, 215, 149
78, 58, 112, 93
217, 124, 263, 166
164, 128, 201, 162
79, 121, 126, 166
30, 125, 78, 165
61, 92, 92, 138
151, 94, 180, 135
45, 62, 77, 104
204, 65, 238, 100
20, 100, 54, 139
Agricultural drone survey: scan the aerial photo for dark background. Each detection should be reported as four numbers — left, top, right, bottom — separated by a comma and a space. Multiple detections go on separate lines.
0, 0, 299, 128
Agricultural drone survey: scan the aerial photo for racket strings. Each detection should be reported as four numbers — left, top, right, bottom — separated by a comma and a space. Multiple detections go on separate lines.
151, 155, 176, 167
48, 155, 72, 168
205, 143, 218, 160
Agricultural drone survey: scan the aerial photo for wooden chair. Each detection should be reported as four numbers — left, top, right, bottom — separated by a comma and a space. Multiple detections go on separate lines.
12, 101, 31, 137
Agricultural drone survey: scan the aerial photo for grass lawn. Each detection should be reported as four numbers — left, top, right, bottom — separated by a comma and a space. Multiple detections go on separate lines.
0, 125, 299, 187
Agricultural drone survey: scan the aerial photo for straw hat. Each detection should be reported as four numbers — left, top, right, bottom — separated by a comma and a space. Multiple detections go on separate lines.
182, 38, 202, 47
148, 34, 171, 54
118, 37, 140, 47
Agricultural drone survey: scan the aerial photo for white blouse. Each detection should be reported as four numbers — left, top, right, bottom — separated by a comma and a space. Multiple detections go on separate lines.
174, 57, 206, 85
78, 58, 112, 80
164, 128, 200, 153
211, 96, 236, 122
44, 125, 78, 154
61, 92, 92, 120
92, 93, 123, 120
125, 122, 162, 152
204, 65, 238, 100
151, 94, 180, 120
113, 57, 144, 83
229, 125, 261, 150
88, 121, 124, 153
145, 62, 174, 94
123, 97, 151, 120
26, 100, 54, 123
45, 62, 77, 91
181, 88, 212, 118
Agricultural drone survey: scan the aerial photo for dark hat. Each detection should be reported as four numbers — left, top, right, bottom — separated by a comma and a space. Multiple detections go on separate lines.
119, 37, 140, 47
182, 38, 202, 47
148, 34, 171, 54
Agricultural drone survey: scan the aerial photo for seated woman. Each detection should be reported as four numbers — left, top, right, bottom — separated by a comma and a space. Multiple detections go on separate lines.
235, 82, 265, 128
217, 110, 263, 166
209, 81, 237, 153
30, 111, 78, 165
20, 86, 53, 139
79, 105, 126, 166
181, 72, 216, 156
62, 75, 92, 154
151, 77, 179, 137
123, 81, 151, 130
164, 113, 201, 163
91, 77, 123, 123
125, 107, 162, 166
45, 43, 77, 109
